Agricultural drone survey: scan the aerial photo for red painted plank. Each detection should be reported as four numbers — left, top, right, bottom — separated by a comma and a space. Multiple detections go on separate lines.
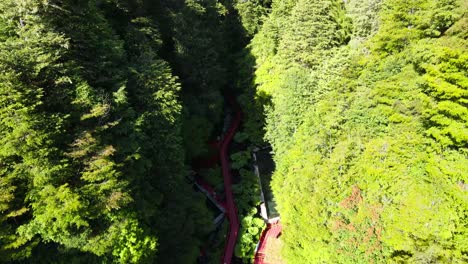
254, 222, 282, 264
221, 96, 242, 264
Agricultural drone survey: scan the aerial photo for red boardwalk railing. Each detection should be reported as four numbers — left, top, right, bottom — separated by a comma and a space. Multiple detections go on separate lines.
254, 221, 282, 264
220, 96, 242, 264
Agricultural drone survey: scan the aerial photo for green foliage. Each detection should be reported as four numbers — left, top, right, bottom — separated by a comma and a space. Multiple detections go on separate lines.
0, 0, 215, 262
111, 219, 157, 263
234, 131, 249, 143
183, 116, 213, 160
230, 150, 251, 170
412, 37, 468, 148
233, 169, 262, 216
234, 0, 271, 36
278, 0, 352, 68
3, 0, 465, 262
242, 0, 468, 263
235, 216, 265, 262
168, 0, 229, 161
372, 0, 464, 54
232, 157, 264, 262
200, 166, 223, 187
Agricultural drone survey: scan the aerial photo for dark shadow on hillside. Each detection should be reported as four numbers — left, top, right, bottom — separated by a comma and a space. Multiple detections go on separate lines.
235, 45, 272, 146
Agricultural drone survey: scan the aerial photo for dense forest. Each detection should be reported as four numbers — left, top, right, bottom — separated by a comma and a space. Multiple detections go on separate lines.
0, 0, 467, 264
237, 0, 467, 263
0, 0, 246, 263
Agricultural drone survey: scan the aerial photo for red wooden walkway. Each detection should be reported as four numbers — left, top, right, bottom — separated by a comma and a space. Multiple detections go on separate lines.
220, 96, 241, 264
254, 221, 282, 264
220, 96, 282, 264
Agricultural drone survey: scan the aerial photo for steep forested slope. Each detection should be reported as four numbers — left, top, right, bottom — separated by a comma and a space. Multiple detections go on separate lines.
0, 0, 241, 263
1, 0, 466, 263
241, 0, 468, 262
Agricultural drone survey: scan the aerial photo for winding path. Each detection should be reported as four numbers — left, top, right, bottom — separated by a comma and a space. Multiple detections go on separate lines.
220, 96, 241, 264
220, 96, 281, 264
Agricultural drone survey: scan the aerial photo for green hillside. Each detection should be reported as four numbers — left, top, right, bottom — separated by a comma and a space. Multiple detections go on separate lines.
238, 0, 468, 262
0, 0, 466, 263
